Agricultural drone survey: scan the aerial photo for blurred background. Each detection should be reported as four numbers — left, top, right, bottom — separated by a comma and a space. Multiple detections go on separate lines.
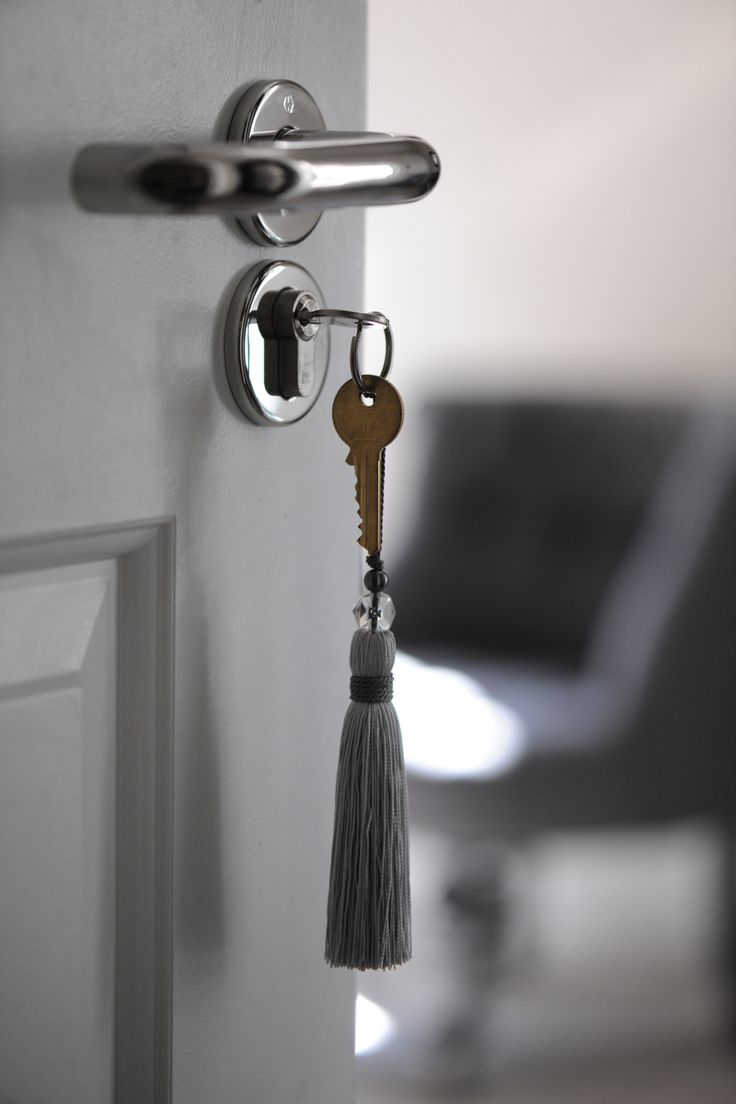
356, 1, 736, 1101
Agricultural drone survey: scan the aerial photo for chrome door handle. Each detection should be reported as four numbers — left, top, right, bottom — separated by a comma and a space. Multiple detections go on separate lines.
72, 80, 440, 246
73, 135, 438, 220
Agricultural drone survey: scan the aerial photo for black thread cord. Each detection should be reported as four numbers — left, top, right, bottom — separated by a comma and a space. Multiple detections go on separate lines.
350, 674, 394, 703
364, 551, 389, 631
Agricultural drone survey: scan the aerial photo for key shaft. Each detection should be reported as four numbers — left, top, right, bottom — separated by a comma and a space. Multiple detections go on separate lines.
354, 443, 384, 554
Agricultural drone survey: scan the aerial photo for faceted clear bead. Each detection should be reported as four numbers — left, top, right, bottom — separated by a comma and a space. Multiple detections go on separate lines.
353, 591, 396, 631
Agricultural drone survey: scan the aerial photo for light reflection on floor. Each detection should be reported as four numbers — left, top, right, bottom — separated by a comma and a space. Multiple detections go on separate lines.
355, 994, 395, 1057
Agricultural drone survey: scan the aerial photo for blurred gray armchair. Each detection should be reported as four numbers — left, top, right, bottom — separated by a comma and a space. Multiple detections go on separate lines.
391, 398, 736, 1061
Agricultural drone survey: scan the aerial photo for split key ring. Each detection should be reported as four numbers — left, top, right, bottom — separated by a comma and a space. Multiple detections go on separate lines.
297, 306, 393, 399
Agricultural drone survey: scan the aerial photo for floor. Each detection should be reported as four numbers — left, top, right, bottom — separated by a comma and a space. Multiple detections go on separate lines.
359, 1051, 736, 1104
355, 824, 736, 1103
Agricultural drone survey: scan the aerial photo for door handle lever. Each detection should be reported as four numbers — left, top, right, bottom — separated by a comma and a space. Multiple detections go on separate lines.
71, 80, 440, 246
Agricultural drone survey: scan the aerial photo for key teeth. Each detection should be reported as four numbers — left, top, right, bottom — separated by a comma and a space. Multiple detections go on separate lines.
349, 454, 364, 545
350, 460, 377, 553
354, 479, 366, 546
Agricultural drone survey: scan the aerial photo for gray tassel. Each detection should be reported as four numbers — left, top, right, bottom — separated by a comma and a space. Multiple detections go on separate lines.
325, 628, 412, 969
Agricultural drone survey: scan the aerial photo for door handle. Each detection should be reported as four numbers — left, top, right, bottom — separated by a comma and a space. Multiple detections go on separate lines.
71, 79, 440, 246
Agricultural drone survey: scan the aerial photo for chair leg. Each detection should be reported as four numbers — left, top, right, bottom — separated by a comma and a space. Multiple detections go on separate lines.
722, 824, 736, 1048
429, 843, 510, 1088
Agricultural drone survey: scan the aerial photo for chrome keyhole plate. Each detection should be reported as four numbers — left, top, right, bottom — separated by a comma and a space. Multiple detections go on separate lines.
228, 80, 326, 247
225, 261, 330, 425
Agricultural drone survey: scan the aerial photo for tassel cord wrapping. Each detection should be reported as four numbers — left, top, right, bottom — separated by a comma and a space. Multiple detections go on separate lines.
350, 674, 393, 702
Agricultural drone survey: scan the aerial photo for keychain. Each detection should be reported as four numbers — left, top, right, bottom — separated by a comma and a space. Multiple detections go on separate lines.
248, 286, 412, 969
324, 317, 411, 971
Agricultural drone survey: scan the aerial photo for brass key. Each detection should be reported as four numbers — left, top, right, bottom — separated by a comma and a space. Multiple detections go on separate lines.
332, 374, 404, 555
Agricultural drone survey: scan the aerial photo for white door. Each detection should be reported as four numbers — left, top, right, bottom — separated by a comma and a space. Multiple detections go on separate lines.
0, 3, 366, 1101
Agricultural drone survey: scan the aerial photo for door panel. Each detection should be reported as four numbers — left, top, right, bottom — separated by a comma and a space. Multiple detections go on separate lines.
0, 563, 117, 1104
0, 2, 363, 1100
0, 524, 174, 1103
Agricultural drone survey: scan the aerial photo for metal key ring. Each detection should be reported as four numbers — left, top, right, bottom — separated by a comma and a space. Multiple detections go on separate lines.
293, 302, 393, 397
350, 318, 393, 398
302, 307, 390, 331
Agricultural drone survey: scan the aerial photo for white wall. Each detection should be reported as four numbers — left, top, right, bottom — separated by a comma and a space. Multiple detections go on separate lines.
367, 0, 736, 400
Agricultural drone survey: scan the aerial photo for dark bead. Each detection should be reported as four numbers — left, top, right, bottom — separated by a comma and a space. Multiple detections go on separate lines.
364, 568, 389, 592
